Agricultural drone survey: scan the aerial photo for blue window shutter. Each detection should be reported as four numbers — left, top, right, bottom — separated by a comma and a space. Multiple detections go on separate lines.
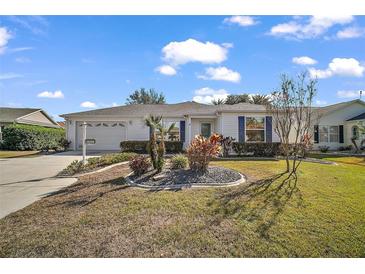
180, 120, 186, 142
238, 116, 245, 143
339, 125, 344, 143
265, 116, 272, 143
314, 125, 319, 143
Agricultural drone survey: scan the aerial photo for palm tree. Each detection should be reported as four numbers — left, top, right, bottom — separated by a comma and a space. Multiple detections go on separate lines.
250, 94, 271, 105
144, 115, 162, 169
155, 122, 176, 172
211, 98, 225, 105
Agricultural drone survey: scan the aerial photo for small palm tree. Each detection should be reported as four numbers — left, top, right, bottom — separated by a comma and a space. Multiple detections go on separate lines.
145, 115, 162, 169
155, 122, 176, 172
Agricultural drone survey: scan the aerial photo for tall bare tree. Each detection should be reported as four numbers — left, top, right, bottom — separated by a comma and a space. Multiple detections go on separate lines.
267, 72, 317, 175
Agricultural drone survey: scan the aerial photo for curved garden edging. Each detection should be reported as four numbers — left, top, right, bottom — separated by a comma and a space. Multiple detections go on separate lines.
125, 171, 247, 190
57, 161, 130, 178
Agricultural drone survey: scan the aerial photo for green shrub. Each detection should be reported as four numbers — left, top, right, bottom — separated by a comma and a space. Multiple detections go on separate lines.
232, 142, 281, 157
1, 124, 65, 151
59, 152, 136, 176
129, 155, 150, 176
171, 154, 188, 169
319, 145, 330, 153
121, 140, 183, 153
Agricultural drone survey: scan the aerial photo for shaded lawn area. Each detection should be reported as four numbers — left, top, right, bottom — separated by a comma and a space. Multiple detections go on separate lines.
0, 160, 364, 257
0, 150, 41, 158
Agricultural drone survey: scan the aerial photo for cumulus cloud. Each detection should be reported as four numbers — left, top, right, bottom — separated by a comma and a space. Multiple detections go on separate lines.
336, 26, 365, 39
192, 87, 229, 104
8, 16, 49, 36
292, 56, 317, 65
0, 27, 12, 54
80, 101, 97, 108
336, 90, 361, 98
37, 90, 64, 99
198, 66, 241, 83
223, 16, 258, 27
155, 65, 177, 76
269, 15, 354, 39
309, 58, 365, 79
0, 73, 23, 80
162, 38, 229, 66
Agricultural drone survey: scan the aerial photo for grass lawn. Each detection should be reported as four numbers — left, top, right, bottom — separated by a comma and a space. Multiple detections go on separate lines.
0, 150, 41, 158
308, 153, 365, 166
0, 159, 364, 257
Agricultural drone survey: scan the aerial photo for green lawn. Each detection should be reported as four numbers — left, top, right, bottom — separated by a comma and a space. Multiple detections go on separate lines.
0, 159, 364, 257
0, 150, 41, 158
308, 153, 365, 166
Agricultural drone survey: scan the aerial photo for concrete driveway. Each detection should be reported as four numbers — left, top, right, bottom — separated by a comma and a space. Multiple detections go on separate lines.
0, 151, 109, 219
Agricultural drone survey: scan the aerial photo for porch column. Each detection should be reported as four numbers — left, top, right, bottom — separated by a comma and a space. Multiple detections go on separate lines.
186, 115, 192, 147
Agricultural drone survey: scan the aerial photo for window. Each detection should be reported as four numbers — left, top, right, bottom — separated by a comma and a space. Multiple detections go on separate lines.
200, 123, 211, 138
246, 117, 265, 142
329, 126, 339, 142
352, 126, 359, 140
156, 121, 180, 141
319, 125, 339, 143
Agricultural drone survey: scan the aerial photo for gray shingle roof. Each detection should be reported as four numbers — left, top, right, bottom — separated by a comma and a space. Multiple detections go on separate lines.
0, 107, 41, 123
60, 101, 267, 118
347, 112, 365, 121
316, 99, 365, 116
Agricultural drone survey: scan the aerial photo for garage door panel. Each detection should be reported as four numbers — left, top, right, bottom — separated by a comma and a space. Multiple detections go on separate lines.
76, 121, 126, 150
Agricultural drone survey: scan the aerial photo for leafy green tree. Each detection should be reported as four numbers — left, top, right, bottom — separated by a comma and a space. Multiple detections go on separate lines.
224, 94, 251, 105
126, 88, 165, 105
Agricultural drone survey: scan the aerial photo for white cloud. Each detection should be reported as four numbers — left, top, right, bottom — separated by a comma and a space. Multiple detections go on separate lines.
336, 26, 365, 39
15, 57, 31, 63
269, 15, 354, 39
198, 66, 241, 83
309, 58, 365, 79
80, 101, 97, 108
37, 90, 64, 99
0, 73, 23, 80
336, 90, 361, 98
8, 16, 49, 36
0, 27, 12, 54
315, 100, 328, 106
9, 47, 34, 53
292, 56, 317, 65
192, 87, 229, 104
155, 65, 177, 76
223, 16, 258, 27
162, 38, 229, 66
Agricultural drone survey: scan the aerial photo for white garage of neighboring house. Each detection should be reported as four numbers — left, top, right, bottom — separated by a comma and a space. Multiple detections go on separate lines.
60, 100, 365, 151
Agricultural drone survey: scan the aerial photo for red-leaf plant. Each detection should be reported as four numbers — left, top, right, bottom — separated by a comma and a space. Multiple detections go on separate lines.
186, 133, 222, 172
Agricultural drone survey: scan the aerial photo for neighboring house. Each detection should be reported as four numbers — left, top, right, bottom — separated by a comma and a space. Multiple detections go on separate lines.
313, 100, 365, 150
0, 107, 60, 141
57, 121, 66, 128
60, 100, 365, 151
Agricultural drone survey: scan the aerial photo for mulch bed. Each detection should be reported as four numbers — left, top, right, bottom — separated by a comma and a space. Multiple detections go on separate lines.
129, 166, 242, 187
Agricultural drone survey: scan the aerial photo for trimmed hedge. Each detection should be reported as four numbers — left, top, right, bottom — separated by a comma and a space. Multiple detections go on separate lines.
1, 124, 66, 151
232, 142, 281, 157
120, 140, 183, 153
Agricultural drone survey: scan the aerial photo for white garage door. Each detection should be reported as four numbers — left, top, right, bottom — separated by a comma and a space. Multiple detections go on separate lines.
76, 121, 126, 150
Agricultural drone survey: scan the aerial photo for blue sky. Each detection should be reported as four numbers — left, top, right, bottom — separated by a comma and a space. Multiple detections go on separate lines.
1, 15, 365, 120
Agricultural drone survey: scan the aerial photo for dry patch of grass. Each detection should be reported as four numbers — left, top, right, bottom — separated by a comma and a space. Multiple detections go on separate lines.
0, 150, 40, 158
0, 160, 364, 257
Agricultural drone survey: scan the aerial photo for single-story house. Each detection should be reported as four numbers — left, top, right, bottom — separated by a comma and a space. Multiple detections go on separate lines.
0, 107, 60, 140
60, 99, 365, 151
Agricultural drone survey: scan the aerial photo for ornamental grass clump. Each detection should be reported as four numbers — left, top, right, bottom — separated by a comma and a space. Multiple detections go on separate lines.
186, 133, 222, 172
171, 154, 188, 169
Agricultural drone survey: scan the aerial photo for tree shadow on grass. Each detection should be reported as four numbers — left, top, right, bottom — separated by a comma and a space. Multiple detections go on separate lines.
209, 171, 303, 239
44, 177, 129, 208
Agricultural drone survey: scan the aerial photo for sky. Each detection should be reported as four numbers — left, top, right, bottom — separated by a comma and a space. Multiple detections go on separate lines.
0, 15, 365, 120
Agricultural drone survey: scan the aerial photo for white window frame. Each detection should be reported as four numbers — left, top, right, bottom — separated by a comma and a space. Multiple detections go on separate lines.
245, 116, 266, 143
319, 125, 339, 143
